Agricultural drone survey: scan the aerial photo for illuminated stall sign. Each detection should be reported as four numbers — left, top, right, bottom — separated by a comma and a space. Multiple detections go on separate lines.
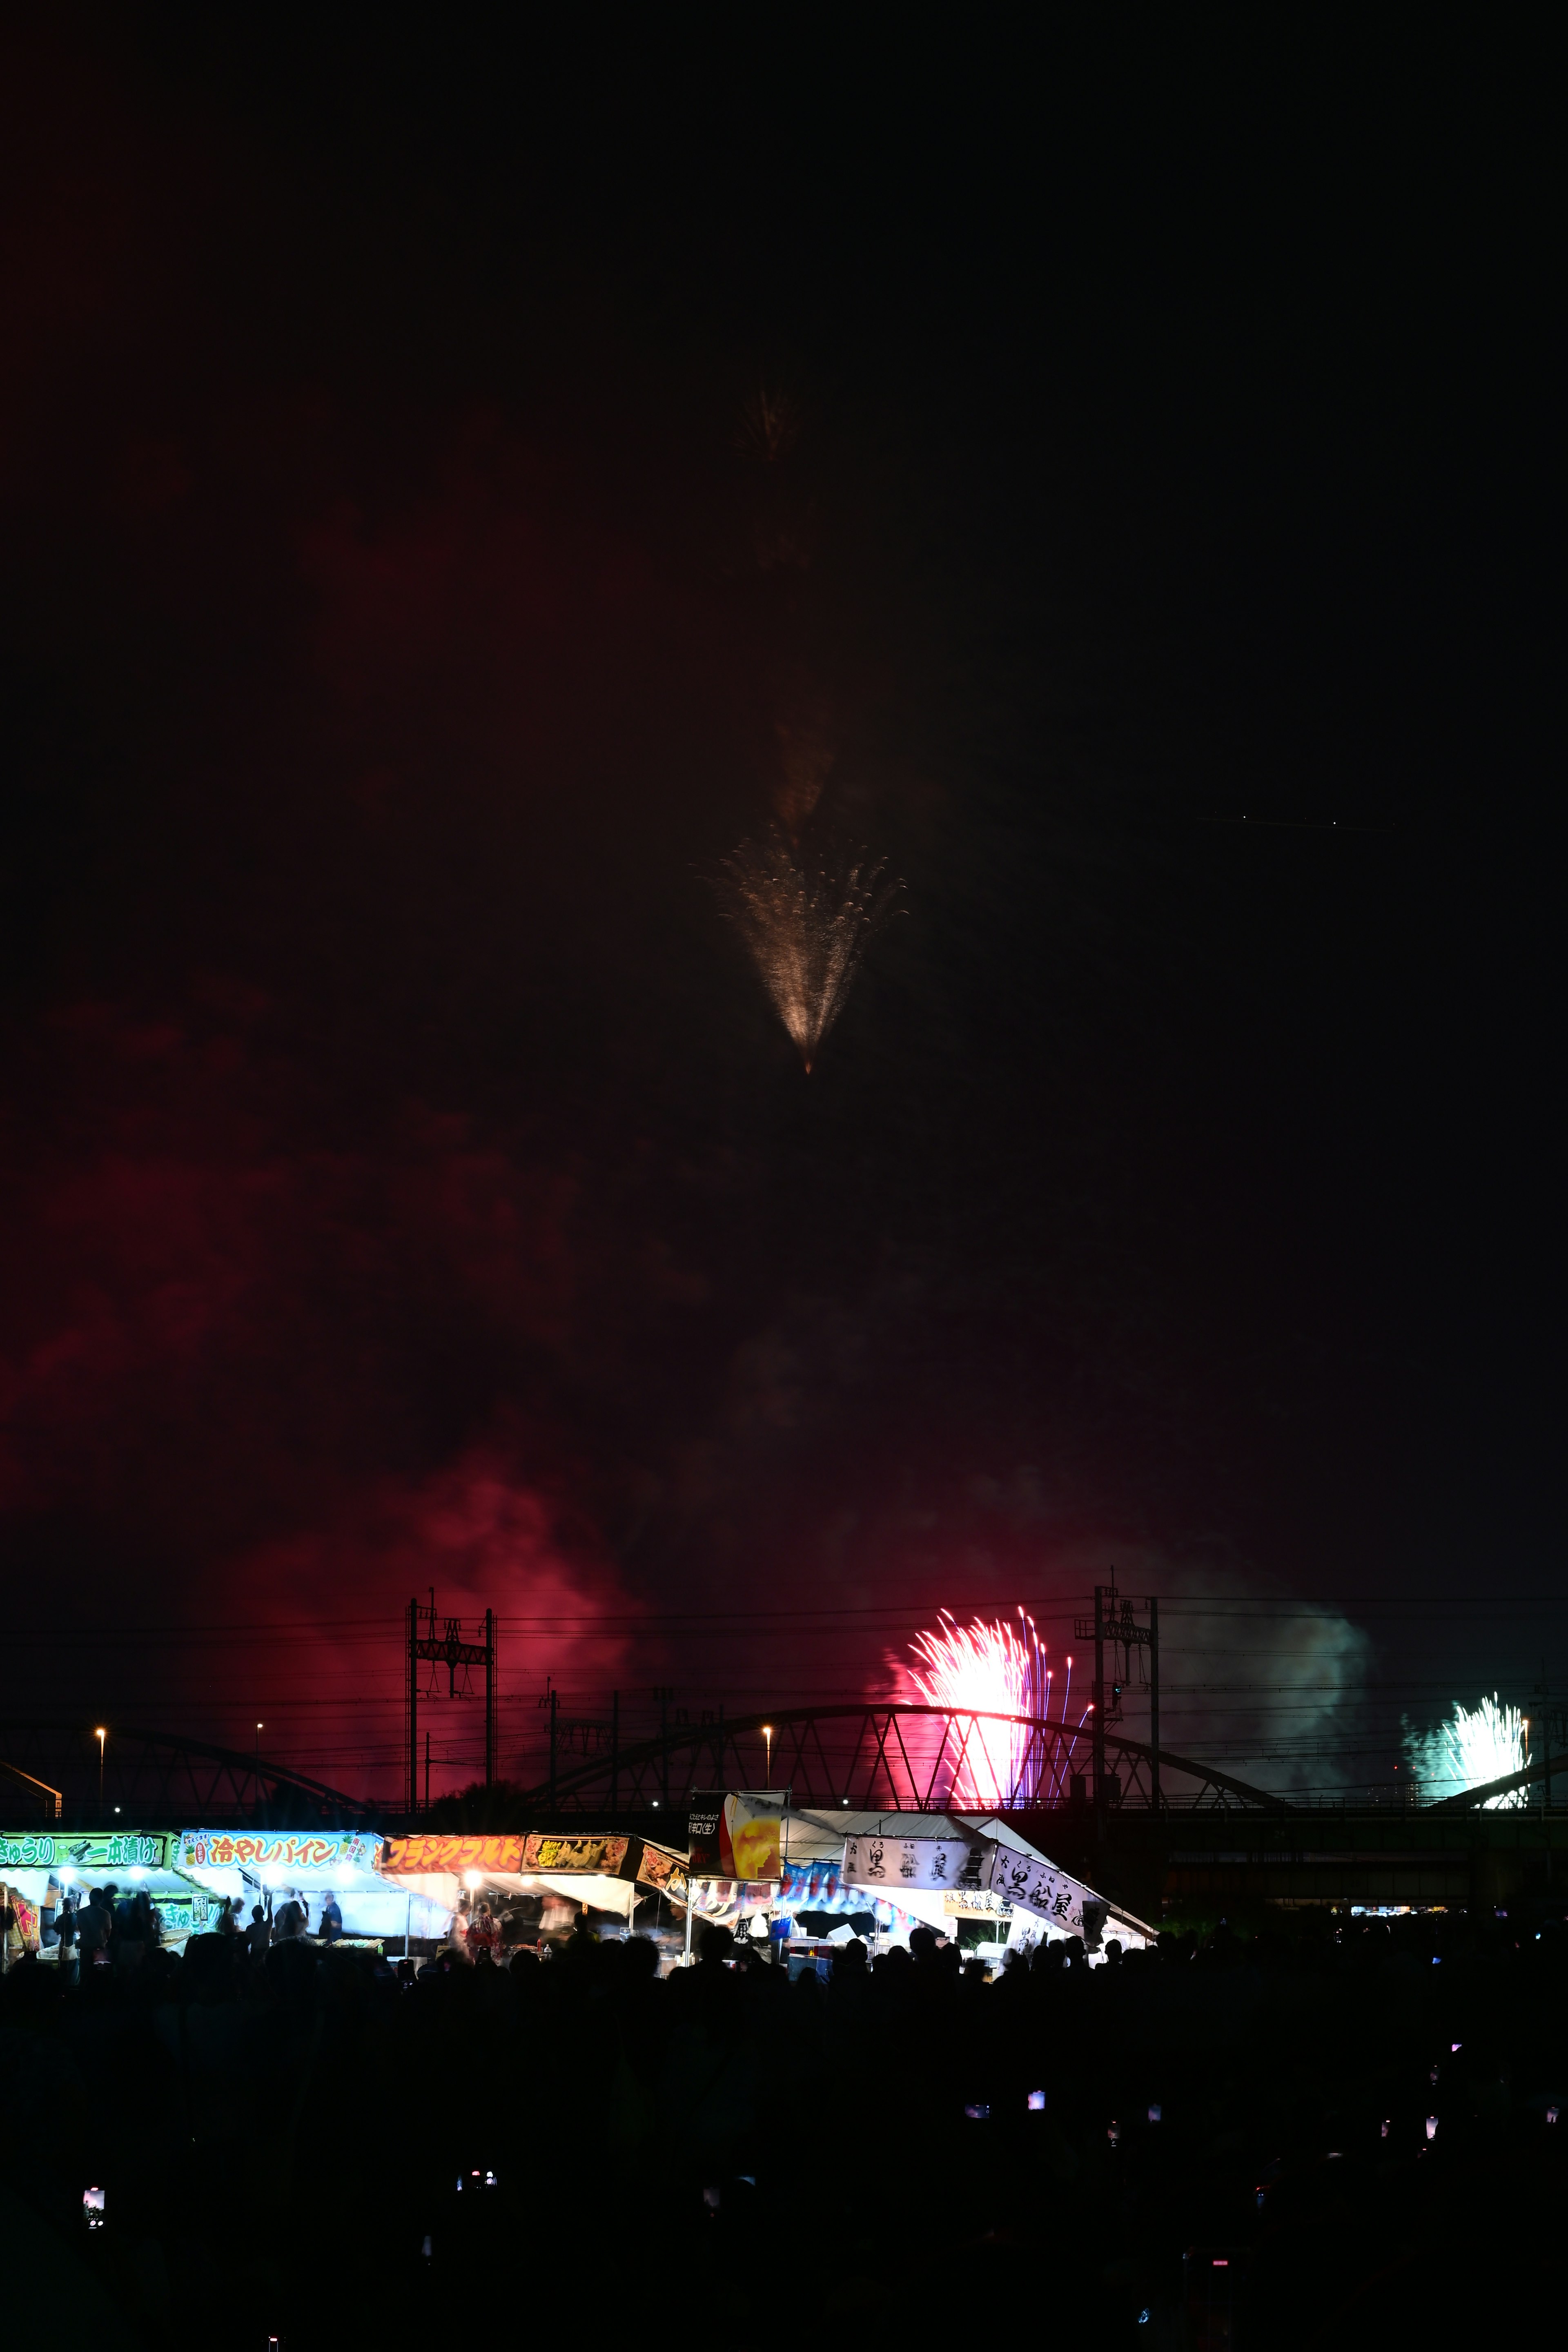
381, 1835, 525, 1875
522, 1832, 629, 1875
0, 1831, 165, 1871
634, 1841, 689, 1905
378, 1831, 689, 1902
178, 1830, 382, 1873
379, 1833, 638, 1878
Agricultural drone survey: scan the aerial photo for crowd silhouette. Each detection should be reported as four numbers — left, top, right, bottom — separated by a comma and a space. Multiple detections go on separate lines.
0, 1899, 1564, 2343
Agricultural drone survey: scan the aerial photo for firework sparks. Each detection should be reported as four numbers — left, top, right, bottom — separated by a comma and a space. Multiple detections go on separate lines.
1405, 1692, 1527, 1808
735, 383, 801, 465
907, 1609, 1069, 1808
717, 826, 901, 1071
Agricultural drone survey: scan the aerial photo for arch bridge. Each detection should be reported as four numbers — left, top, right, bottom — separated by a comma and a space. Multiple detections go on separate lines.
524, 1701, 1285, 1815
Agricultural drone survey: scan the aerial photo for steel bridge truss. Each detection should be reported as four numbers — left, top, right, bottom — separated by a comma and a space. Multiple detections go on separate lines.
526, 1702, 1286, 1814
0, 1723, 373, 1827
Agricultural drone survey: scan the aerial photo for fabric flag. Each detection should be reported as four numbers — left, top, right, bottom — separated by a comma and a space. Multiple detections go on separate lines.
982, 1846, 1087, 1935
841, 1833, 989, 1894
687, 1793, 785, 1882
842, 1831, 1094, 1936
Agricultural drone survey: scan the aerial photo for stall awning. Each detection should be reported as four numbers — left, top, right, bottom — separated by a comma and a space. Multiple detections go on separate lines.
376, 1832, 688, 1904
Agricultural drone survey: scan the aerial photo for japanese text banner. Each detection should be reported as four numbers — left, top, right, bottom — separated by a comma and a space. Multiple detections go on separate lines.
841, 1834, 989, 1894
841, 1832, 1092, 1935
982, 1846, 1087, 1936
379, 1835, 526, 1875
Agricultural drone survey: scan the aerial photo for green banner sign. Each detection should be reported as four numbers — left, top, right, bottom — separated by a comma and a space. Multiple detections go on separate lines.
0, 1831, 167, 1872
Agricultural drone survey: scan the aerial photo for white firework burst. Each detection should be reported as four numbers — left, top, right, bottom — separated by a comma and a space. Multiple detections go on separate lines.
1405, 1692, 1527, 1808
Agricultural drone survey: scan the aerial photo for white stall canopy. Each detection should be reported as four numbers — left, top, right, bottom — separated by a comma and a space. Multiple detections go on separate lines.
174, 1827, 438, 1938
807, 1807, 1156, 1949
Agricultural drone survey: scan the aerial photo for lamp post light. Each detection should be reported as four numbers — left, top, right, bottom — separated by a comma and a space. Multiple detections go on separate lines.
95, 1728, 106, 1811
762, 1725, 773, 1788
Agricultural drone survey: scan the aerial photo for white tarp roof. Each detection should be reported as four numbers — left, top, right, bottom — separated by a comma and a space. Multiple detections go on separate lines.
781, 1808, 998, 1862
778, 1805, 1157, 1944
376, 1866, 641, 1922
1, 1866, 194, 1902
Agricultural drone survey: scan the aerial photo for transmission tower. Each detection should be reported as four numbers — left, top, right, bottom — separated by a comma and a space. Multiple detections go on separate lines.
405, 1596, 498, 1814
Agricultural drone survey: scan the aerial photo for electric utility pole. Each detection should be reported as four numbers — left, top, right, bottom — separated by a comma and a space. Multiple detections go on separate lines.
405, 1597, 498, 1814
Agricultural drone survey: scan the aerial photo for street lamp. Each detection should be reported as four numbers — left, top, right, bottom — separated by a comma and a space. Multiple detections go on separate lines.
762, 1725, 773, 1788
95, 1728, 106, 1810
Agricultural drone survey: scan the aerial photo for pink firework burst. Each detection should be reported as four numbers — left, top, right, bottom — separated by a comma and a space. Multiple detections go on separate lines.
907, 1609, 1062, 1808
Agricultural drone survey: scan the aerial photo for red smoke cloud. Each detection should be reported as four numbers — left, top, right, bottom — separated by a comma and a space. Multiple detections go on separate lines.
0, 996, 644, 1800
226, 1445, 633, 1802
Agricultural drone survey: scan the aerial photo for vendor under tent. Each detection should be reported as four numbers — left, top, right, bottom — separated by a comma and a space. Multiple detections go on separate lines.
176, 1827, 429, 1945
695, 1861, 920, 1945
375, 1831, 690, 1947
1, 1828, 203, 1955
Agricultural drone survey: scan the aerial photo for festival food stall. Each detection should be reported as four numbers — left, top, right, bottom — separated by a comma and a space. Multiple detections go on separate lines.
375, 1830, 690, 1951
176, 1827, 432, 1947
0, 1828, 202, 1956
679, 1801, 1156, 1965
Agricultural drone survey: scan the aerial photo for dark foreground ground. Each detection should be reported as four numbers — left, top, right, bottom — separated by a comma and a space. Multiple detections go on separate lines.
4, 1911, 1565, 2345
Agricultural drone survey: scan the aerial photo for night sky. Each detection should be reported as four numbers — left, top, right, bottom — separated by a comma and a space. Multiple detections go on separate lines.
0, 24, 1557, 1801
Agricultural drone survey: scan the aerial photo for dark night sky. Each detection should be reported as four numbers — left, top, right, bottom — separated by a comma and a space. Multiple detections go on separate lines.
0, 22, 1558, 1799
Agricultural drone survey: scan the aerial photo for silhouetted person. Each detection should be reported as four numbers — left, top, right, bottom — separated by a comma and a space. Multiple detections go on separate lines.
117, 1889, 154, 1969
53, 1890, 80, 1987
77, 1888, 112, 1968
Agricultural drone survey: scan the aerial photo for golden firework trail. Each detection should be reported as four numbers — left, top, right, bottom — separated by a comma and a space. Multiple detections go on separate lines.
718, 825, 901, 1071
